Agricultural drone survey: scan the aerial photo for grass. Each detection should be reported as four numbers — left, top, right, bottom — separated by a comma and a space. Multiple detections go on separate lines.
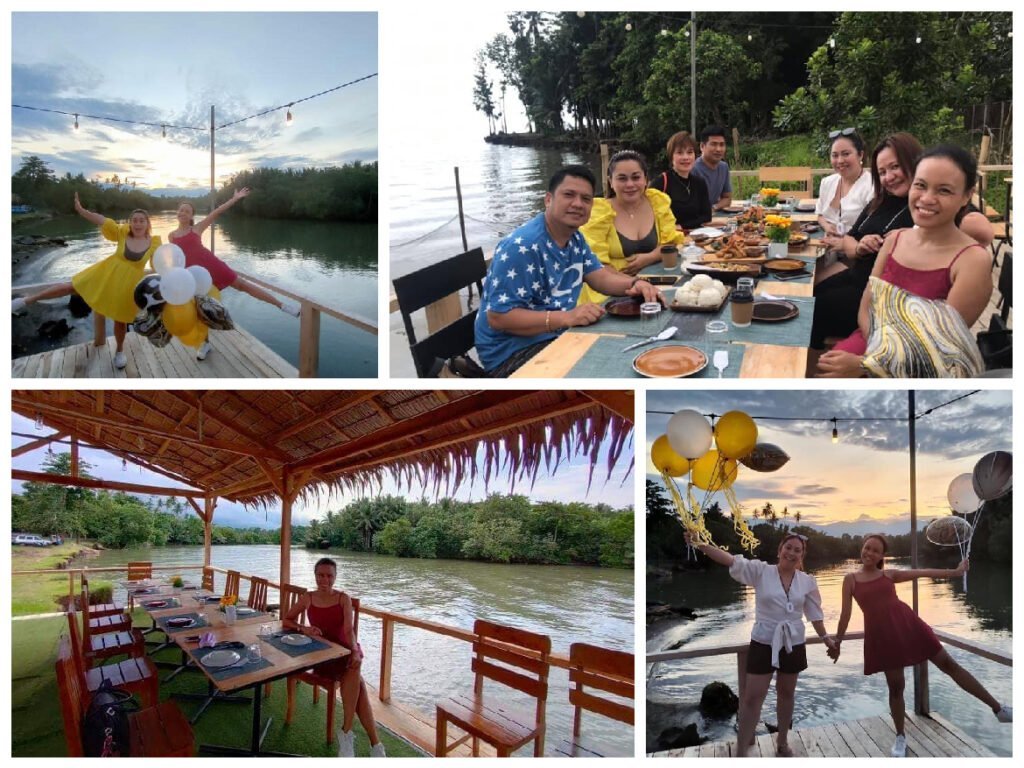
11, 544, 112, 617
11, 610, 423, 757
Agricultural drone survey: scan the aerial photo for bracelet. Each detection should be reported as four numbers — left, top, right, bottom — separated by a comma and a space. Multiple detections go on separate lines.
545, 311, 551, 333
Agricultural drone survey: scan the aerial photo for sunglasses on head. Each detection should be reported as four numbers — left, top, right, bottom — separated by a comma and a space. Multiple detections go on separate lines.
828, 127, 857, 140
783, 533, 808, 542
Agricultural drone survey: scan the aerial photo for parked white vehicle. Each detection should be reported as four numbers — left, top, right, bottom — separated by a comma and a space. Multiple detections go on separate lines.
12, 534, 51, 547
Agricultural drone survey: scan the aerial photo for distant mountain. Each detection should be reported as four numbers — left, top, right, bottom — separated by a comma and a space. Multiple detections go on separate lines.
794, 515, 913, 538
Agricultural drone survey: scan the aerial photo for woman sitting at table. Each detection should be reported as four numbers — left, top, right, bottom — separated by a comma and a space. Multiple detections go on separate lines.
578, 149, 680, 305
811, 133, 993, 351
814, 128, 874, 282
283, 558, 385, 757
817, 144, 992, 377
648, 132, 712, 230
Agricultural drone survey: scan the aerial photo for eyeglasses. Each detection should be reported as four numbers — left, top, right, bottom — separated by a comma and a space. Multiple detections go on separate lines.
828, 127, 857, 140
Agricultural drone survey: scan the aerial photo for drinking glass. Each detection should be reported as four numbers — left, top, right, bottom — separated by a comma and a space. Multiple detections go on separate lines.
259, 623, 273, 639
736, 277, 755, 293
247, 643, 262, 664
705, 320, 729, 376
640, 302, 662, 336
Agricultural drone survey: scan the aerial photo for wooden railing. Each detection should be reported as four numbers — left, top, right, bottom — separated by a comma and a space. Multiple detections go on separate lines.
647, 630, 1011, 715
12, 271, 376, 378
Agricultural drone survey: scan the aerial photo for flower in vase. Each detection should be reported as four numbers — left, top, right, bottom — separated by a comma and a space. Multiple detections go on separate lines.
764, 214, 793, 243
759, 187, 781, 207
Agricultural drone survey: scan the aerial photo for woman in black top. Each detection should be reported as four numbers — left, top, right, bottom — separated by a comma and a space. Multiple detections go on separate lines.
649, 131, 712, 230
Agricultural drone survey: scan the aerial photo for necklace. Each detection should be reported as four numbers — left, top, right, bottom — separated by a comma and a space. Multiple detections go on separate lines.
777, 566, 795, 612
618, 200, 645, 219
872, 203, 909, 233
672, 169, 692, 197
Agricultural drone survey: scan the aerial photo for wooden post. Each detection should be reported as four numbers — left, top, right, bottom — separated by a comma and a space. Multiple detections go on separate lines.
93, 313, 106, 347
732, 127, 740, 165
600, 143, 610, 195
979, 133, 992, 165
379, 615, 394, 702
280, 473, 294, 589
909, 391, 929, 715
203, 496, 215, 567
455, 167, 468, 252
70, 437, 79, 478
210, 105, 216, 255
298, 305, 320, 378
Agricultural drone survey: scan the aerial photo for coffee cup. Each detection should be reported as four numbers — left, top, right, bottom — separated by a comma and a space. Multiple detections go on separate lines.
660, 245, 679, 269
730, 288, 754, 327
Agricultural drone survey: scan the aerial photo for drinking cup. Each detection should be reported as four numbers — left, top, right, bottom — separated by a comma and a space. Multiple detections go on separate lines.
730, 288, 754, 328
640, 302, 662, 336
660, 245, 679, 269
247, 643, 262, 664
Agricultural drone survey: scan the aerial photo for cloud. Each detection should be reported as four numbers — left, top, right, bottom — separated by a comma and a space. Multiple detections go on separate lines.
792, 483, 838, 496
294, 127, 324, 142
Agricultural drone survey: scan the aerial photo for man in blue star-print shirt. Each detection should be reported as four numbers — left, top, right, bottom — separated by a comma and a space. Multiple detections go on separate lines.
474, 165, 662, 376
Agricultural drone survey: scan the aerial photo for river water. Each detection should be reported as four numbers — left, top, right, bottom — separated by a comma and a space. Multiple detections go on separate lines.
12, 212, 377, 377
77, 544, 635, 756
647, 557, 1012, 756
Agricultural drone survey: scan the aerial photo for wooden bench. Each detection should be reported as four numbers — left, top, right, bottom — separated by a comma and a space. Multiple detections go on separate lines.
435, 619, 550, 757
56, 636, 194, 756
554, 642, 634, 757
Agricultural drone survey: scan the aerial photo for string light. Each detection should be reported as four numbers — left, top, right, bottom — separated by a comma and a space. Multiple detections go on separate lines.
576, 10, 585, 18
831, 418, 839, 444
35, 412, 44, 430
915, 32, 922, 44
122, 457, 128, 471
625, 22, 632, 32
285, 104, 294, 126
161, 124, 167, 139
747, 32, 753, 42
73, 114, 79, 132
660, 29, 669, 36
829, 36, 836, 49
684, 27, 690, 38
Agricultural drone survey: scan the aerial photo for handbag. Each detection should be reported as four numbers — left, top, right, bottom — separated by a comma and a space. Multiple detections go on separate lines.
82, 680, 137, 757
977, 316, 1012, 370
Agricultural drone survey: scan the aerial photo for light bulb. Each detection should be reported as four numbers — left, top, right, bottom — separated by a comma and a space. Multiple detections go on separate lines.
625, 23, 632, 32
286, 107, 294, 126
829, 37, 836, 49
915, 33, 921, 44
660, 29, 669, 37
162, 125, 167, 139
576, 10, 585, 18
35, 412, 44, 430
747, 33, 752, 41
73, 114, 79, 132
832, 428, 839, 444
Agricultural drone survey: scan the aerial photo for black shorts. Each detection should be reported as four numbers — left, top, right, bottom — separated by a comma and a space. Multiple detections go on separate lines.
746, 640, 808, 675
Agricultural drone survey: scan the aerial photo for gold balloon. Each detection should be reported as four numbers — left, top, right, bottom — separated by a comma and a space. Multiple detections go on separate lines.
652, 435, 691, 477
178, 322, 209, 349
714, 410, 758, 459
691, 449, 738, 491
162, 300, 198, 337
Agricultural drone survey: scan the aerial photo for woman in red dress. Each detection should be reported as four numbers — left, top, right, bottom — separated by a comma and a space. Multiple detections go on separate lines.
283, 558, 384, 757
833, 534, 1011, 756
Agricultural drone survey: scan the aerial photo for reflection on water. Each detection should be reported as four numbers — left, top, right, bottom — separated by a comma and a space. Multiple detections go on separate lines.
79, 545, 634, 756
12, 212, 377, 377
647, 558, 1012, 756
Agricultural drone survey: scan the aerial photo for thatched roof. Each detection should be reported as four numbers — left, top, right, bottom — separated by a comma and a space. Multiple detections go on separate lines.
12, 390, 633, 506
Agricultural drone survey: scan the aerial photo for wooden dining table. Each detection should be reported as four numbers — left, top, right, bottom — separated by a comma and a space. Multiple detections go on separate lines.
512, 209, 825, 379
152, 606, 348, 756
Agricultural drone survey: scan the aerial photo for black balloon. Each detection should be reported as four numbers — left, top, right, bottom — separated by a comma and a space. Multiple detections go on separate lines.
739, 443, 790, 472
196, 296, 234, 330
133, 274, 165, 310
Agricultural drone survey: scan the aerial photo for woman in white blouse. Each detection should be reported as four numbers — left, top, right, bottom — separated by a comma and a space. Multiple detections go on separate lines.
816, 128, 874, 236
686, 531, 837, 757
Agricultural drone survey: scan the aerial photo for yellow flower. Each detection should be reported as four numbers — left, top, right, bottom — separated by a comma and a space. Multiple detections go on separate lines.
759, 187, 781, 197
219, 594, 238, 607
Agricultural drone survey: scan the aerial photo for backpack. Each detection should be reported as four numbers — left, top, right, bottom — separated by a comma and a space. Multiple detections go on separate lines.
82, 680, 137, 757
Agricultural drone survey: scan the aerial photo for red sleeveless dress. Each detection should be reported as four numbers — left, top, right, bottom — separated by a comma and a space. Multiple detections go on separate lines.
169, 229, 239, 290
306, 592, 353, 678
852, 574, 941, 674
834, 230, 982, 354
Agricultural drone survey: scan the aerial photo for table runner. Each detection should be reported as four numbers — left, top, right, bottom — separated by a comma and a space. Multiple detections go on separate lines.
565, 336, 746, 378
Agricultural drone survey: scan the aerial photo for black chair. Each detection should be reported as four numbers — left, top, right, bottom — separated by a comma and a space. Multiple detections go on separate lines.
393, 248, 487, 377
978, 252, 1011, 371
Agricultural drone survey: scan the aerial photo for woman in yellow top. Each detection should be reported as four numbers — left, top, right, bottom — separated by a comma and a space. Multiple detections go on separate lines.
12, 192, 161, 369
578, 150, 680, 305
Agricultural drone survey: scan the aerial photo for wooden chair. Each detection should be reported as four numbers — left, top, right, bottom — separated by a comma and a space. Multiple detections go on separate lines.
393, 247, 488, 377
82, 579, 132, 635
247, 576, 269, 611
285, 597, 360, 745
80, 575, 125, 619
555, 643, 634, 757
201, 566, 214, 592
278, 583, 307, 620
56, 637, 194, 757
223, 569, 240, 598
68, 602, 144, 667
126, 561, 153, 611
758, 167, 813, 198
435, 619, 551, 757
66, 613, 158, 708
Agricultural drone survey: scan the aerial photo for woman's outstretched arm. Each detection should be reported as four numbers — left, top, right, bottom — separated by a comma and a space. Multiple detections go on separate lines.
74, 192, 106, 227
684, 530, 734, 567
194, 187, 250, 235
831, 573, 855, 660
889, 559, 968, 583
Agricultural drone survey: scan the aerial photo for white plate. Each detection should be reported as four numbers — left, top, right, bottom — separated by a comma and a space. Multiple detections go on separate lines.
201, 649, 241, 668
280, 634, 312, 646
689, 227, 725, 238
236, 607, 256, 615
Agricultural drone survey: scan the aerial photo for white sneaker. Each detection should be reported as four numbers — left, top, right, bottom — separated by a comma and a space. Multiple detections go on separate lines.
280, 300, 300, 317
335, 729, 355, 758
114, 351, 127, 369
996, 705, 1013, 722
196, 341, 212, 361
12, 297, 27, 313
370, 742, 386, 757
890, 733, 906, 757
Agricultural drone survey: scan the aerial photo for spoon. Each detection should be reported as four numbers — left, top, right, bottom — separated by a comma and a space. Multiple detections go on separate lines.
713, 349, 729, 377
622, 326, 677, 352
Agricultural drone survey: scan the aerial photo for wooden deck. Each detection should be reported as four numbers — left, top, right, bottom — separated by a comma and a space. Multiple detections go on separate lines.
11, 328, 297, 378
652, 712, 995, 758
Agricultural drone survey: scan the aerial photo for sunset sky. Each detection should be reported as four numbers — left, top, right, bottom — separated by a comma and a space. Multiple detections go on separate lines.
646, 389, 1012, 536
11, 12, 377, 195
12, 413, 634, 529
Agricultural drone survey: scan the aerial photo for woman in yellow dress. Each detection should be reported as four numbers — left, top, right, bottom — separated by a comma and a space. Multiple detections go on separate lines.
578, 150, 680, 305
12, 192, 161, 369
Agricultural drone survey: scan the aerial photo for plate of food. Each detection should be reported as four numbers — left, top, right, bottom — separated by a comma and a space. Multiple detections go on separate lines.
788, 232, 810, 246
201, 650, 241, 669
762, 258, 808, 273
280, 634, 313, 646
143, 600, 169, 609
701, 236, 765, 262
795, 200, 817, 212
165, 616, 195, 628
752, 299, 800, 322
603, 296, 643, 317
669, 277, 730, 312
685, 262, 762, 283
632, 345, 708, 378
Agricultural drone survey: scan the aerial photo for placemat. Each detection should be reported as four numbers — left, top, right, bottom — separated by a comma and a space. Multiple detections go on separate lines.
157, 612, 208, 634
565, 336, 745, 378
192, 645, 274, 681
260, 632, 332, 658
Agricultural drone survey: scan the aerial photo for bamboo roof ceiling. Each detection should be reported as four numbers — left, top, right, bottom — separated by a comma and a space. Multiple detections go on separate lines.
12, 390, 633, 506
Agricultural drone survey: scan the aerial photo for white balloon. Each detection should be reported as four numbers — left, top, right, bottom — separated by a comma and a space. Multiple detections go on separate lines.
666, 409, 713, 460
187, 266, 213, 297
972, 451, 1012, 501
947, 473, 981, 514
161, 267, 197, 305
152, 243, 186, 275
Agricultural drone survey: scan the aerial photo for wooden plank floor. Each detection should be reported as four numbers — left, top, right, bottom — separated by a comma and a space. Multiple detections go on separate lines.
651, 712, 996, 758
12, 327, 297, 378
